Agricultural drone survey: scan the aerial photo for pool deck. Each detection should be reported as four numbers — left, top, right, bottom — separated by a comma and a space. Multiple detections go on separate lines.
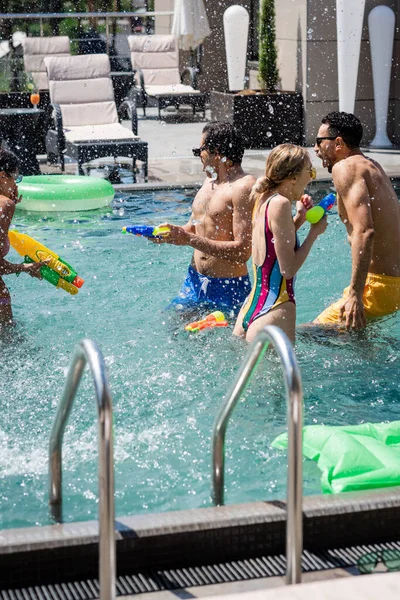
123, 571, 400, 600
40, 108, 400, 189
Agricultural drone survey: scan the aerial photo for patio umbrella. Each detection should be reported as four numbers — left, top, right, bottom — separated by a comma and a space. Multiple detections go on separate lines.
172, 0, 211, 74
172, 0, 211, 51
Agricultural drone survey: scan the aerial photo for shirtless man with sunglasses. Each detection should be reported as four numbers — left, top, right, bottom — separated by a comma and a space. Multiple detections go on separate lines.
0, 149, 44, 327
313, 111, 400, 330
153, 122, 256, 315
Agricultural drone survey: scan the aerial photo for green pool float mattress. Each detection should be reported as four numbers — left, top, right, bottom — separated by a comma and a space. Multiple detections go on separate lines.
272, 421, 400, 494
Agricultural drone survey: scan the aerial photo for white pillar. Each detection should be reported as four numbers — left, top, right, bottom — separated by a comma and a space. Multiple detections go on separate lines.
336, 0, 366, 113
223, 5, 249, 92
369, 6, 395, 148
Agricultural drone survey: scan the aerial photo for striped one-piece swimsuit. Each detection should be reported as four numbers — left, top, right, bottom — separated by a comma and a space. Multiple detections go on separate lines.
242, 194, 297, 332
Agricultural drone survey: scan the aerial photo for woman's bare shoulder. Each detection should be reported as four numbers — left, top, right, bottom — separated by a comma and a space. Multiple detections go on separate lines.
266, 193, 290, 209
0, 195, 13, 205
0, 196, 15, 219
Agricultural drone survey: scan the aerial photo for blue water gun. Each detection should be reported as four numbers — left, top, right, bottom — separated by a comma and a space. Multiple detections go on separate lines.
122, 225, 170, 238
306, 192, 336, 224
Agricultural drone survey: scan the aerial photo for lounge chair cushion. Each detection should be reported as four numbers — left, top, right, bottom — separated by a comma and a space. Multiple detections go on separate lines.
144, 84, 201, 97
128, 35, 182, 87
23, 36, 70, 90
29, 72, 48, 91
60, 102, 119, 128
45, 54, 119, 127
64, 123, 138, 144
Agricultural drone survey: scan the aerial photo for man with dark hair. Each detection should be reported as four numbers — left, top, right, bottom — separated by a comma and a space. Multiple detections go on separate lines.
154, 122, 256, 315
0, 148, 44, 326
201, 122, 245, 166
313, 111, 400, 329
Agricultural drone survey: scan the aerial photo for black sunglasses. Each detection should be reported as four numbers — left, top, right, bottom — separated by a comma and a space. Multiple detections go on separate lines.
316, 136, 337, 147
192, 146, 208, 157
357, 549, 400, 574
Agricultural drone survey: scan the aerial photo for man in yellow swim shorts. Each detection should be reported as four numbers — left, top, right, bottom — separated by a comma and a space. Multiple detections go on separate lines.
313, 112, 400, 330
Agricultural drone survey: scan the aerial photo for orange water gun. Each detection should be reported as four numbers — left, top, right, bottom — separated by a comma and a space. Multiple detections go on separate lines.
185, 311, 228, 332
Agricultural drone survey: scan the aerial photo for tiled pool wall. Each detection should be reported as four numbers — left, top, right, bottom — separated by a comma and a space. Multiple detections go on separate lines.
1, 488, 400, 590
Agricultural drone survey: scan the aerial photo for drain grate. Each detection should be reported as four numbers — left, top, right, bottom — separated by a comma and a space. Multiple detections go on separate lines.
2, 540, 400, 600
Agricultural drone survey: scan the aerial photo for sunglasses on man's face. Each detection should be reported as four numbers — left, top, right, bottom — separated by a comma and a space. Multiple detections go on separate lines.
192, 146, 208, 157
357, 549, 400, 574
315, 136, 337, 147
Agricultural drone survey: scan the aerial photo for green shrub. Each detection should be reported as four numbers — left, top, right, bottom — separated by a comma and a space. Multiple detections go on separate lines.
258, 0, 279, 93
0, 72, 10, 93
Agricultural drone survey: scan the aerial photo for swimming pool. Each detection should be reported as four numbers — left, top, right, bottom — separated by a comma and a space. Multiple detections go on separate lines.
1, 187, 399, 530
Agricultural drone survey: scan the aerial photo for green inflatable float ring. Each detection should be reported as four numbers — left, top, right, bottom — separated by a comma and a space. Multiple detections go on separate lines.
17, 175, 115, 212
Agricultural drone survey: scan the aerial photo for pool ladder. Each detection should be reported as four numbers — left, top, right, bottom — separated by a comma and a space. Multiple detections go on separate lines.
212, 325, 303, 585
48, 326, 303, 600
48, 339, 116, 600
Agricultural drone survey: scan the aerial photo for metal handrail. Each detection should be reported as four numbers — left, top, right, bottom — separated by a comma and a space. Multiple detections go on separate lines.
0, 10, 175, 49
49, 339, 116, 600
0, 11, 174, 19
212, 326, 303, 585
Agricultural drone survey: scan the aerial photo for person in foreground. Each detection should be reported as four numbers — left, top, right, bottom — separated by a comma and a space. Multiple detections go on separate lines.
153, 122, 256, 315
233, 144, 327, 343
313, 112, 400, 330
0, 149, 44, 327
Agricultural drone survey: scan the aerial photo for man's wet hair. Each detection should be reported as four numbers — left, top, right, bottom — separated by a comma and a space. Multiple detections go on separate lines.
322, 112, 363, 149
0, 148, 19, 175
202, 122, 245, 165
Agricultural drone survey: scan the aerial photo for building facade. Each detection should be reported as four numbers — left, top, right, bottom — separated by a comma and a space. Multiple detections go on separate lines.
156, 0, 400, 146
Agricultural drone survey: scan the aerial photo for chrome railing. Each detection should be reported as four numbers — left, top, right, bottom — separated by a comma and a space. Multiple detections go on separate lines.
49, 339, 116, 600
212, 326, 303, 585
0, 10, 174, 18
0, 10, 174, 50
0, 11, 174, 38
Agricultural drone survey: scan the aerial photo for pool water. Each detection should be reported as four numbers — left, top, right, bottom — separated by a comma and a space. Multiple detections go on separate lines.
1, 188, 399, 530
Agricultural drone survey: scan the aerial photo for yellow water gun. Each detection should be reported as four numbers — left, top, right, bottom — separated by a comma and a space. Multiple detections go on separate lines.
8, 230, 84, 296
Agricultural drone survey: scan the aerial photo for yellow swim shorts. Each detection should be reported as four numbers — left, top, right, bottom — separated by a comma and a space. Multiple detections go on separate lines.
315, 273, 400, 325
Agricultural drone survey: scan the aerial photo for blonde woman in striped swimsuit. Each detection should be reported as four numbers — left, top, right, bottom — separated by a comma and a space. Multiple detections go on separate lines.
233, 144, 327, 342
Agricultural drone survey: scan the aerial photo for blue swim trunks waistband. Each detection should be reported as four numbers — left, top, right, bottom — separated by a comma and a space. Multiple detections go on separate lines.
171, 265, 251, 314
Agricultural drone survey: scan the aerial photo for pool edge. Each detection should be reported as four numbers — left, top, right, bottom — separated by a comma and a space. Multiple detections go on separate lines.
1, 487, 400, 588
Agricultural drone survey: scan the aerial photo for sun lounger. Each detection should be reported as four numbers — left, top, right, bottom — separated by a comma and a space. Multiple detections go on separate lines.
44, 53, 148, 181
127, 34, 206, 118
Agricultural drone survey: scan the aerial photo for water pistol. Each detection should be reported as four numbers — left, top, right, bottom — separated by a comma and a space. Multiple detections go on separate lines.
8, 230, 84, 296
306, 192, 336, 224
185, 311, 228, 332
122, 225, 170, 238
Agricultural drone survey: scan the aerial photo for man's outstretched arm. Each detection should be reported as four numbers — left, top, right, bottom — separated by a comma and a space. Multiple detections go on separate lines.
155, 183, 254, 263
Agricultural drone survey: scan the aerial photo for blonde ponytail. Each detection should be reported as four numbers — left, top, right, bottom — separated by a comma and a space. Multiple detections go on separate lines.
252, 144, 311, 214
